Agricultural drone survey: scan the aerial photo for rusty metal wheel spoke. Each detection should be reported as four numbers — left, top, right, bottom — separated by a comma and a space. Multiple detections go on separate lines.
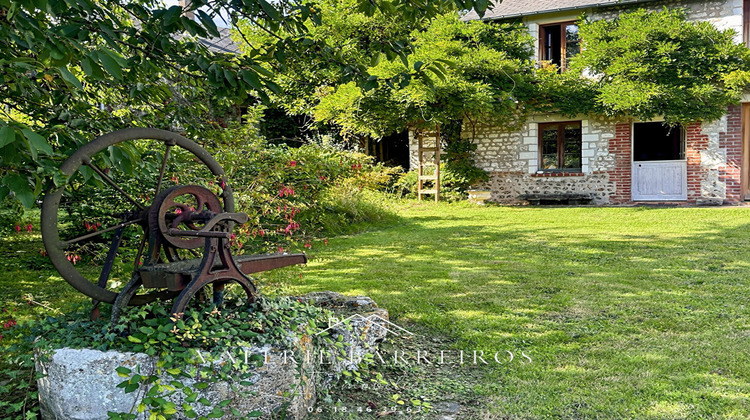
63, 217, 143, 246
41, 128, 233, 306
82, 159, 146, 210
154, 142, 174, 197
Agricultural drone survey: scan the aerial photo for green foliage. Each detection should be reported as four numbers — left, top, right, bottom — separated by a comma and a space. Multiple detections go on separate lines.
0, 0, 491, 211
441, 121, 488, 192
443, 139, 489, 191
570, 8, 750, 124
237, 6, 534, 139
212, 113, 401, 253
520, 62, 598, 117
0, 306, 38, 420
314, 13, 534, 138
0, 0, 246, 210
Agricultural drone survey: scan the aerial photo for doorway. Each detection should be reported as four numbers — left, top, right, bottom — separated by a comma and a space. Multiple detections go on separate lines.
631, 122, 687, 201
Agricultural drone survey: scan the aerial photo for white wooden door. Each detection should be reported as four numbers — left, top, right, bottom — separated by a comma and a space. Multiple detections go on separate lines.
631, 160, 687, 201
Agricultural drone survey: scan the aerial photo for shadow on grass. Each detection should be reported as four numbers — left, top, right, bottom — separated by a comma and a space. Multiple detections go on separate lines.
287, 206, 750, 418
3, 205, 750, 418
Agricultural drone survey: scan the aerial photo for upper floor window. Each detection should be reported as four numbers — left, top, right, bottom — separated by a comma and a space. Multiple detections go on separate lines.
540, 22, 580, 70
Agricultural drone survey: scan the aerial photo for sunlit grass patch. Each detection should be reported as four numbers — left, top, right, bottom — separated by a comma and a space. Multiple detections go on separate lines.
4, 203, 750, 418
279, 203, 750, 418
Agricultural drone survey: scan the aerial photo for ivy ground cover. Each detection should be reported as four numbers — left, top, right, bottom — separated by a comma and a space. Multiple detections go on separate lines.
273, 203, 750, 418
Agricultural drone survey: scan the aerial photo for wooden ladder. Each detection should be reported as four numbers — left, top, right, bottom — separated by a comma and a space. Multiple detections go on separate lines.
417, 124, 440, 202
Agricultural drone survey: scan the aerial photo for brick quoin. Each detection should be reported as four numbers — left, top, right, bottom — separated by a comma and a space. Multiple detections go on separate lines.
720, 105, 743, 204
685, 122, 706, 203
684, 105, 743, 204
608, 123, 632, 204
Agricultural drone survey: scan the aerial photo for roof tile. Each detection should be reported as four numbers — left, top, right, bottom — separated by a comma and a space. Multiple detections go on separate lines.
463, 0, 657, 20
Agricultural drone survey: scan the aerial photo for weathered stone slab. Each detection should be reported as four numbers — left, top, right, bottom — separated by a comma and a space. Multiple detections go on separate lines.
36, 294, 388, 420
36, 340, 314, 420
36, 348, 154, 420
299, 291, 390, 374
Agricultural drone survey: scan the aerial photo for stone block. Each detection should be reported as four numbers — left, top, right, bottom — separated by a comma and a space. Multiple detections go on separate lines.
37, 342, 315, 420
581, 134, 599, 143
519, 151, 537, 160
37, 293, 388, 420
700, 149, 726, 169
36, 349, 154, 420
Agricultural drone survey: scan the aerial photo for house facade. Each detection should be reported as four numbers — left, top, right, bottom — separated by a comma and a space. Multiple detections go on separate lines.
411, 0, 750, 205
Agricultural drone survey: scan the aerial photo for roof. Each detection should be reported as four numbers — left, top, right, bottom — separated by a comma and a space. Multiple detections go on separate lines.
199, 27, 240, 54
463, 0, 658, 21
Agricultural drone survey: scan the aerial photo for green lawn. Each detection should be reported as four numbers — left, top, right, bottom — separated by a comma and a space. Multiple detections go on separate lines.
265, 203, 750, 418
3, 203, 750, 418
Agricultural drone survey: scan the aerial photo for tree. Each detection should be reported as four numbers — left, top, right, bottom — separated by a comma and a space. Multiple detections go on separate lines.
237, 2, 533, 139
569, 8, 750, 124
0, 0, 492, 211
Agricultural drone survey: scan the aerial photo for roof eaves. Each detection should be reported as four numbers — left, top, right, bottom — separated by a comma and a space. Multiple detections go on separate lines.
476, 0, 658, 21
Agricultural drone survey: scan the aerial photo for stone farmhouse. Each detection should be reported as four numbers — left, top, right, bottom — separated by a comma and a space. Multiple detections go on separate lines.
412, 0, 750, 205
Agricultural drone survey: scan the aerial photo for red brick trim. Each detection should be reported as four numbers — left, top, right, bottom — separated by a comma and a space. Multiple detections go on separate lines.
720, 104, 743, 204
608, 123, 632, 203
685, 122, 706, 203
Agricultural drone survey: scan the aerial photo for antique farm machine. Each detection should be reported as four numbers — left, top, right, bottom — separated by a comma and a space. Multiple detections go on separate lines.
41, 128, 306, 321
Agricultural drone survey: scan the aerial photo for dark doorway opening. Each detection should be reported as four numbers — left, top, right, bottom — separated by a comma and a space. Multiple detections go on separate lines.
633, 122, 684, 161
363, 130, 410, 169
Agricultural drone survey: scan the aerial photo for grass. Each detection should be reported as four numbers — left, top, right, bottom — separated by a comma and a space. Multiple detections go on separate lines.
260, 202, 750, 419
3, 202, 750, 418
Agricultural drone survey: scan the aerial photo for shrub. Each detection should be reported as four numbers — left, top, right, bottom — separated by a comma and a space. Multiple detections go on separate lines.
212, 120, 401, 253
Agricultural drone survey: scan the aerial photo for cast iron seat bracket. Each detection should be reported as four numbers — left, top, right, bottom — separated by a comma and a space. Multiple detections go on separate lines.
112, 211, 307, 321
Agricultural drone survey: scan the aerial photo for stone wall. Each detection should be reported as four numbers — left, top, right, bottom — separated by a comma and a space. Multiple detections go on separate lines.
460, 106, 743, 205
465, 114, 618, 204
477, 171, 614, 204
687, 105, 744, 204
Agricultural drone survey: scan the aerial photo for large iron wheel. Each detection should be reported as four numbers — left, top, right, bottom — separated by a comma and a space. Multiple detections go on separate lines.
41, 128, 234, 306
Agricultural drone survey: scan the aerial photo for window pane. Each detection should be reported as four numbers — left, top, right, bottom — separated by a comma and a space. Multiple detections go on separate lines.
563, 123, 582, 169
565, 24, 580, 62
541, 127, 559, 169
542, 25, 562, 67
